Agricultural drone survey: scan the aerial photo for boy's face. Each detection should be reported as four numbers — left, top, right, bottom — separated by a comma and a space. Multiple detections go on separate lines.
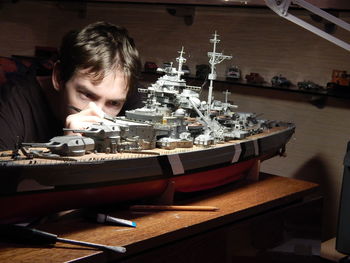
58, 69, 128, 119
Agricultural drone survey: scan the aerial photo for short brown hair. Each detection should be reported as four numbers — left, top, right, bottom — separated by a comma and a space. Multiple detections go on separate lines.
58, 21, 141, 94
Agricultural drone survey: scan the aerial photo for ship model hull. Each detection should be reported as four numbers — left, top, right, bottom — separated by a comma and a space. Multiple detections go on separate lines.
0, 124, 294, 223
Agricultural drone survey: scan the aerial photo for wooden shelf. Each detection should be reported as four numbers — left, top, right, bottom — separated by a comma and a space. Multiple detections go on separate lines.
140, 72, 350, 101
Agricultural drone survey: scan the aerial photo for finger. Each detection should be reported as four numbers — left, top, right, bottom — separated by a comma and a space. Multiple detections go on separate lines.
66, 113, 103, 123
64, 130, 83, 136
88, 102, 105, 118
65, 115, 103, 130
74, 115, 103, 123
70, 102, 104, 118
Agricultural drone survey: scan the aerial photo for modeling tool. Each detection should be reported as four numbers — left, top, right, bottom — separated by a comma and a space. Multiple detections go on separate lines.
0, 225, 126, 253
96, 213, 136, 227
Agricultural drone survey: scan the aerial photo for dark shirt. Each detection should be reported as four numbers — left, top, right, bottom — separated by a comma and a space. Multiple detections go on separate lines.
0, 72, 63, 150
0, 72, 144, 150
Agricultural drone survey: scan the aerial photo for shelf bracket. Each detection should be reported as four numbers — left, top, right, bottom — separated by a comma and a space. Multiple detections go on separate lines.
166, 6, 195, 26
265, 0, 350, 52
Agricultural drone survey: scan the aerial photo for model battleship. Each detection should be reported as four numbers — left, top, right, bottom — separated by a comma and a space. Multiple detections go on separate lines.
0, 33, 295, 223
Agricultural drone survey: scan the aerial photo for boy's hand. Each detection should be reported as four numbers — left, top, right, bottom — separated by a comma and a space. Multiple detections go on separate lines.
65, 102, 106, 135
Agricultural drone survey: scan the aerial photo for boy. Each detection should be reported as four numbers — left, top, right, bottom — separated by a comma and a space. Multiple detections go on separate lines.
0, 21, 142, 150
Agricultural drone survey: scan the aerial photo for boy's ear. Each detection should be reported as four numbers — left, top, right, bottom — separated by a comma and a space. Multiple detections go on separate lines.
52, 61, 63, 92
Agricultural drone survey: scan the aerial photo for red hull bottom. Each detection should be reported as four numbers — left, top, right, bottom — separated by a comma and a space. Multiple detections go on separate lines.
0, 158, 257, 223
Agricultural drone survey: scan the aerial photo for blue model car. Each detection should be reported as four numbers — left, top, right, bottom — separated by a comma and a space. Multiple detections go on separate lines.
271, 75, 291, 88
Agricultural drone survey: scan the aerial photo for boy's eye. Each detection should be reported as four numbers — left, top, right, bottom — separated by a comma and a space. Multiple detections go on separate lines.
108, 101, 121, 107
79, 91, 94, 100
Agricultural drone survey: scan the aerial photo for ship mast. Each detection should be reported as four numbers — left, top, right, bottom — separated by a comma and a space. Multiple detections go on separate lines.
207, 32, 232, 114
176, 47, 186, 79
223, 90, 231, 104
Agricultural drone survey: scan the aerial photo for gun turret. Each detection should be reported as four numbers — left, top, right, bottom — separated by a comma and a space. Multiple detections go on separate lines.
22, 136, 95, 156
64, 123, 123, 154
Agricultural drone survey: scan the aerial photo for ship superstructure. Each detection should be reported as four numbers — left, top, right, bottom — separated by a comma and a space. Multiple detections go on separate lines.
123, 33, 268, 148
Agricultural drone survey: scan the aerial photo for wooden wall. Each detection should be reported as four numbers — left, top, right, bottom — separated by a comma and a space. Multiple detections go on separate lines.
1, 0, 350, 240
1, 1, 350, 86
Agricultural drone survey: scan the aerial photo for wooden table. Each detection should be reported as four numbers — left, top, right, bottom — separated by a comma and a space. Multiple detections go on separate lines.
0, 173, 321, 263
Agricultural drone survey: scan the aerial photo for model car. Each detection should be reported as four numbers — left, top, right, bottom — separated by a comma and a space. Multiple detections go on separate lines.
226, 66, 241, 80
297, 81, 323, 91
271, 75, 291, 88
245, 72, 265, 84
326, 70, 350, 88
144, 61, 158, 73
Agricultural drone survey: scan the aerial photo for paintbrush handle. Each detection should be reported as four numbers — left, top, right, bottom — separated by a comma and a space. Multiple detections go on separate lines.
130, 205, 219, 211
57, 237, 126, 253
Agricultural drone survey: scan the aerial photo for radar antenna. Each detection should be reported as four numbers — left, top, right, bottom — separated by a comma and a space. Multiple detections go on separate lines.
207, 32, 232, 114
